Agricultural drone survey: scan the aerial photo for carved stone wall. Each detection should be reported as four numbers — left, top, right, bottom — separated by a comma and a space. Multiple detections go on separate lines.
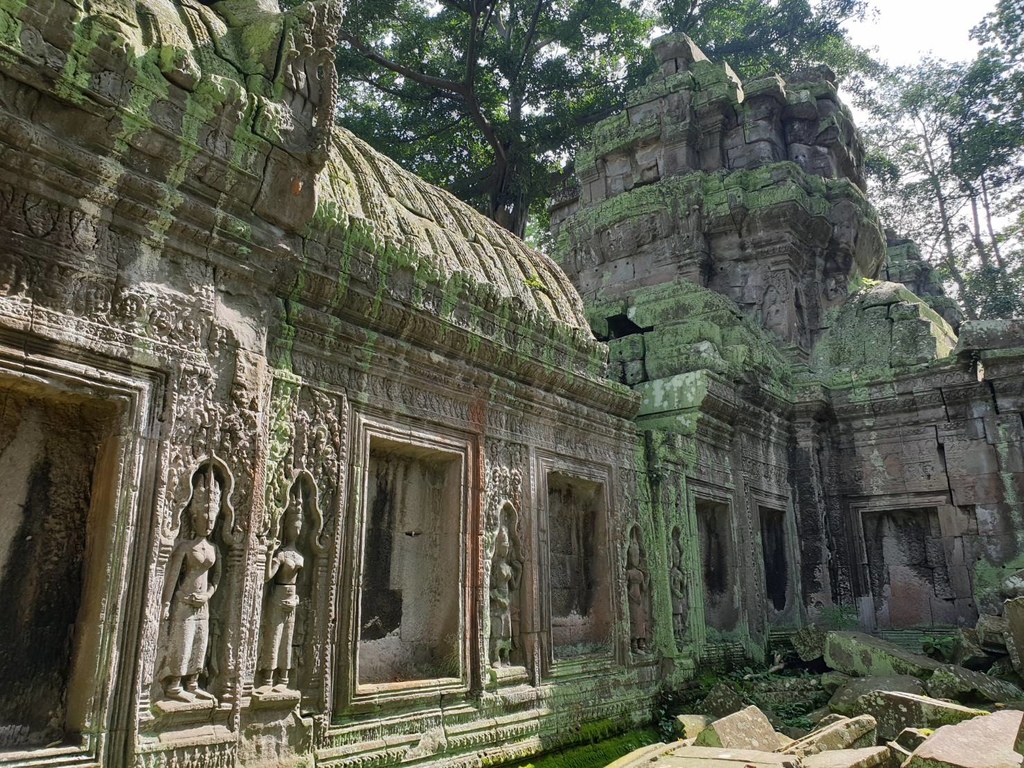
557, 33, 1024, 667
3, 2, 1024, 766
0, 1, 660, 766
552, 33, 886, 359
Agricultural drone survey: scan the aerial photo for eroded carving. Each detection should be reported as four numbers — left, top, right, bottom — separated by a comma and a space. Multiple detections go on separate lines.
670, 526, 689, 643
158, 457, 237, 706
489, 504, 524, 668
257, 472, 325, 693
626, 526, 651, 654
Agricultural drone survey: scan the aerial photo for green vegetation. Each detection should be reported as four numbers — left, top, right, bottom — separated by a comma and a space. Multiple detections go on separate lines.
860, 0, 1024, 319
507, 727, 660, 768
658, 0, 873, 81
922, 635, 959, 663
336, 0, 874, 235
655, 663, 828, 739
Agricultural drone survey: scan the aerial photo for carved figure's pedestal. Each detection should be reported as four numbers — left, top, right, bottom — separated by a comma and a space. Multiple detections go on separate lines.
151, 698, 219, 717
250, 687, 302, 710
488, 664, 529, 688
148, 697, 233, 738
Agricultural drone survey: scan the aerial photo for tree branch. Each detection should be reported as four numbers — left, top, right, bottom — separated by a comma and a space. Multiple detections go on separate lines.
514, 0, 548, 86
340, 32, 469, 95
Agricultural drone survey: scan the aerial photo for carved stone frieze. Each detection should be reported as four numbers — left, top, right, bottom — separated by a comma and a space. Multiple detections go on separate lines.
4, 0, 1024, 765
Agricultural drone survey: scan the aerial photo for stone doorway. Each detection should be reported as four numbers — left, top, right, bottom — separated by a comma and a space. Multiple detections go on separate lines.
696, 498, 738, 631
861, 507, 955, 629
759, 506, 790, 614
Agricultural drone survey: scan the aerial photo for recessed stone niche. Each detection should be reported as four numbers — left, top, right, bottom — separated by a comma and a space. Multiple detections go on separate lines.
356, 437, 463, 686
759, 506, 789, 613
0, 381, 119, 749
862, 507, 954, 628
546, 474, 611, 659
696, 498, 738, 631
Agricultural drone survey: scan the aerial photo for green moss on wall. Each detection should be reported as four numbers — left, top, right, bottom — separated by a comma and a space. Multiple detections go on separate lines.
507, 728, 661, 768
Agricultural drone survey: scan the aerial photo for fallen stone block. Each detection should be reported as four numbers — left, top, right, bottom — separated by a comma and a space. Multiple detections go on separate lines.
694, 705, 780, 751
793, 625, 828, 661
604, 741, 678, 768
620, 744, 801, 767
801, 746, 897, 768
702, 682, 746, 717
828, 675, 927, 716
815, 713, 849, 729
781, 714, 877, 757
954, 628, 997, 671
1005, 598, 1024, 677
854, 690, 988, 740
975, 614, 1011, 653
904, 709, 1024, 768
988, 656, 1021, 682
887, 741, 912, 762
774, 732, 796, 750
675, 713, 714, 739
824, 631, 942, 679
894, 727, 931, 751
821, 671, 854, 694
927, 663, 1024, 703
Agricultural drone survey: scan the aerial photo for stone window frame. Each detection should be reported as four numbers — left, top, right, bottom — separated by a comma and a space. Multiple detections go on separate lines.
0, 337, 160, 768
535, 451, 617, 679
847, 492, 957, 632
337, 411, 475, 711
749, 488, 800, 624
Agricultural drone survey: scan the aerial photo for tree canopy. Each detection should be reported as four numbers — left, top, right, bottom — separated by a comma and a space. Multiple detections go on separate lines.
658, 0, 871, 80
336, 0, 872, 236
336, 0, 652, 237
858, 0, 1024, 320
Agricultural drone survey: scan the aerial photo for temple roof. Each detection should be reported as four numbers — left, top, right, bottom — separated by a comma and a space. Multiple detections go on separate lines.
318, 127, 592, 331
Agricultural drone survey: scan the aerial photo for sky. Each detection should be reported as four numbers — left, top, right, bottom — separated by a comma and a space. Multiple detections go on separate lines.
842, 0, 997, 66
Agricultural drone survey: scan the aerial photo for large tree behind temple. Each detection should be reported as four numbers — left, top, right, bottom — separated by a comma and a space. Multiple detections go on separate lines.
859, 5, 1024, 321
336, 0, 651, 238
659, 0, 871, 80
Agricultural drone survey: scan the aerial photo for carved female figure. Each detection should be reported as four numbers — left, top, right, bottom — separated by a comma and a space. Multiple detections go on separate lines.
626, 529, 650, 653
670, 527, 688, 641
257, 487, 306, 690
489, 506, 523, 668
160, 464, 224, 702
257, 471, 325, 692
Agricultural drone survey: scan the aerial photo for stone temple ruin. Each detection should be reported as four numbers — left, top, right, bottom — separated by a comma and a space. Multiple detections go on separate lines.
0, 1, 1023, 766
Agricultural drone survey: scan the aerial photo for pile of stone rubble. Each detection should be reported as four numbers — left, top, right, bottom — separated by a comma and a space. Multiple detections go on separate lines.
611, 629, 1024, 768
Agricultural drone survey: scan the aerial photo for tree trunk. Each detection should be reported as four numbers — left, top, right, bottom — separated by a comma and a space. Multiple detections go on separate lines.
969, 192, 991, 268
922, 127, 977, 320
980, 174, 1006, 269
488, 147, 529, 239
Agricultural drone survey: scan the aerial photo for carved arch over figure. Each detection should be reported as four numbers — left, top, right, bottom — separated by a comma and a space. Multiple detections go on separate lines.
255, 469, 329, 696
156, 456, 240, 706
168, 455, 240, 548
267, 469, 328, 555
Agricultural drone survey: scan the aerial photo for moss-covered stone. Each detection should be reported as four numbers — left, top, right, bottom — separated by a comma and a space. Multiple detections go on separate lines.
813, 282, 958, 386
824, 631, 943, 679
854, 691, 988, 741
